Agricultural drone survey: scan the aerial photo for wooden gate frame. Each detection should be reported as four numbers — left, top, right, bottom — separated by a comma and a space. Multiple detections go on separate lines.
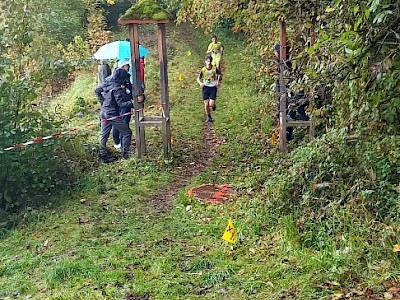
278, 20, 314, 152
118, 19, 172, 158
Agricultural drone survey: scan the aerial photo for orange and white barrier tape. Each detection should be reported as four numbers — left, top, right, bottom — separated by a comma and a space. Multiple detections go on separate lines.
3, 111, 136, 152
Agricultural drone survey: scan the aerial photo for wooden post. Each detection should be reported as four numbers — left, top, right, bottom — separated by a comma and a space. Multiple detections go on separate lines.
118, 19, 170, 158
157, 23, 171, 157
129, 24, 145, 157
279, 20, 288, 152
309, 121, 315, 140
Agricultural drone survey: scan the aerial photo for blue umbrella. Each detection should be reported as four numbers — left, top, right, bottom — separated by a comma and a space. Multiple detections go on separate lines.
94, 41, 150, 60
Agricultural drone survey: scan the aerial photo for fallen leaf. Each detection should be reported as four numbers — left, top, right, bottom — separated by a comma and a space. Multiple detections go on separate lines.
385, 292, 394, 299
237, 269, 245, 275
313, 182, 332, 190
388, 287, 400, 294
266, 280, 274, 287
202, 217, 211, 224
331, 293, 344, 300
38, 286, 48, 292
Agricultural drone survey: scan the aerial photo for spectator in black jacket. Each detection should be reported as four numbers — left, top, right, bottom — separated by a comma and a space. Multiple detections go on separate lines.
112, 60, 133, 150
95, 68, 133, 162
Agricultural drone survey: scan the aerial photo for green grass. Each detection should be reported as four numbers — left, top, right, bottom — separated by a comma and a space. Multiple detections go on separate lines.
0, 25, 398, 300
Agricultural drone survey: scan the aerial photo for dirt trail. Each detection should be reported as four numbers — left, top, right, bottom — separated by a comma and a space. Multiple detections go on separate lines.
147, 122, 220, 211
143, 24, 222, 211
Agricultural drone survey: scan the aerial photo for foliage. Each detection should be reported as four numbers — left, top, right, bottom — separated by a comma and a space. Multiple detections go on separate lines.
87, 3, 112, 53
119, 0, 170, 21
263, 130, 400, 247
1, 26, 399, 299
172, 0, 400, 130
56, 36, 91, 67
167, 0, 400, 240
102, 0, 133, 28
32, 0, 88, 45
0, 0, 97, 210
0, 30, 60, 209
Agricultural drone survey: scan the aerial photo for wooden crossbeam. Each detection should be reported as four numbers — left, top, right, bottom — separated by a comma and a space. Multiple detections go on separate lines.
286, 120, 315, 141
139, 116, 167, 127
286, 120, 313, 127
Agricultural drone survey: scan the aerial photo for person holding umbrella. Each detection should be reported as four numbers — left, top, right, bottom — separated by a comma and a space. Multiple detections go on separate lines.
94, 39, 149, 92
95, 63, 133, 162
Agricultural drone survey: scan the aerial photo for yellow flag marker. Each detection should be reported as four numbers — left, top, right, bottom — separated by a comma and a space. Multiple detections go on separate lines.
271, 132, 278, 145
393, 244, 400, 252
222, 218, 237, 244
178, 74, 184, 81
186, 50, 192, 56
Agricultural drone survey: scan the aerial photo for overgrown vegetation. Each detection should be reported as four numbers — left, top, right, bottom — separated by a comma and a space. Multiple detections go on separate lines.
169, 0, 400, 255
119, 0, 170, 21
0, 0, 98, 210
1, 0, 400, 299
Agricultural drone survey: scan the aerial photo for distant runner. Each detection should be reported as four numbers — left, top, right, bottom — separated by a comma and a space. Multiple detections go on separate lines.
207, 35, 224, 70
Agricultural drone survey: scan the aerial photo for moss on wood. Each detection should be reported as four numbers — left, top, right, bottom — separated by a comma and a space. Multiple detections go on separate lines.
119, 0, 169, 21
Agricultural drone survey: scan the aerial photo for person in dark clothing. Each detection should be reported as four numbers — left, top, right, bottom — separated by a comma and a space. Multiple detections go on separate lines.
98, 60, 111, 85
111, 60, 133, 150
95, 68, 133, 162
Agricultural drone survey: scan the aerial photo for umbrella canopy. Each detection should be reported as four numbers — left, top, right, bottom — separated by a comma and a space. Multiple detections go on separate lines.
94, 41, 150, 60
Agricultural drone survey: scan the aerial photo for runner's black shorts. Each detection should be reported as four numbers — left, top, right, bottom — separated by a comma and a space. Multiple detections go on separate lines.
202, 86, 217, 101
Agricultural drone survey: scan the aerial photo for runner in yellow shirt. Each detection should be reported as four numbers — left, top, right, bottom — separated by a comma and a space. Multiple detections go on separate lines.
207, 35, 224, 70
197, 55, 221, 123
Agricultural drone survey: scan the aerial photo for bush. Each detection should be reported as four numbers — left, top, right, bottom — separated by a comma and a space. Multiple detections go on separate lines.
0, 78, 61, 209
262, 129, 400, 249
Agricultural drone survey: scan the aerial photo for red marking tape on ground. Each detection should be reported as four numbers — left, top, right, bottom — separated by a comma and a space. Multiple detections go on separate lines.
3, 111, 135, 152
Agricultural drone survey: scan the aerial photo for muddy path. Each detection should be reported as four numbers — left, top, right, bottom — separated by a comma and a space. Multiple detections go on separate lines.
147, 122, 220, 211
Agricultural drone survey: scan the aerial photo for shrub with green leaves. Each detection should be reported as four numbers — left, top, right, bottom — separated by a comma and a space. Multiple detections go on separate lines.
0, 0, 94, 210
263, 129, 400, 249
0, 70, 61, 209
